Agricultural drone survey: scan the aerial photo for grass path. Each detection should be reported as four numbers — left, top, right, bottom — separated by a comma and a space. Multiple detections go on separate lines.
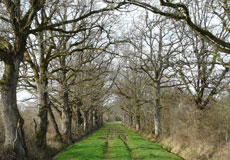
103, 126, 131, 160
55, 123, 183, 160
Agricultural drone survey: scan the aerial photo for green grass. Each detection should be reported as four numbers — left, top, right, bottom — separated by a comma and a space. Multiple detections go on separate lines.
122, 126, 182, 160
55, 123, 182, 160
55, 125, 109, 160
103, 138, 131, 160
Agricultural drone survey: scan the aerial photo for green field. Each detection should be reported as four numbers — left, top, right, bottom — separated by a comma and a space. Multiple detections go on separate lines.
55, 123, 182, 160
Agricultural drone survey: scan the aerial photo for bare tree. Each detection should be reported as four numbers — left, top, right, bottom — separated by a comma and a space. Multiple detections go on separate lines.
176, 29, 230, 110
0, 1, 47, 156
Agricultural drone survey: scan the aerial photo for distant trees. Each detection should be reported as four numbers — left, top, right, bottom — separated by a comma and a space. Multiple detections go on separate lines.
115, 13, 181, 136
115, 57, 149, 131
127, 13, 180, 136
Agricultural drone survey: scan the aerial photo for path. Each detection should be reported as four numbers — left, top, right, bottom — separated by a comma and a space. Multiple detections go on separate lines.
55, 123, 183, 160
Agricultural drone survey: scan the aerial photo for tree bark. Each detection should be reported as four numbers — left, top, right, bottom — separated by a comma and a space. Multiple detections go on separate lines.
90, 110, 94, 130
1, 61, 27, 156
75, 107, 83, 133
129, 115, 134, 126
36, 81, 49, 148
82, 111, 89, 133
60, 56, 73, 143
61, 91, 72, 143
94, 111, 100, 128
135, 114, 141, 131
36, 32, 49, 149
99, 114, 103, 127
154, 81, 161, 137
93, 111, 96, 128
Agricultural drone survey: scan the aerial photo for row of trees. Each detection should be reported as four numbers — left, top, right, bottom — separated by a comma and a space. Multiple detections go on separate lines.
114, 0, 230, 139
0, 0, 126, 158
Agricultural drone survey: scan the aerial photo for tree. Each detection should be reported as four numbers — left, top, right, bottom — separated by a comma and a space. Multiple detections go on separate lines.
175, 27, 229, 110
72, 54, 115, 132
0, 1, 46, 156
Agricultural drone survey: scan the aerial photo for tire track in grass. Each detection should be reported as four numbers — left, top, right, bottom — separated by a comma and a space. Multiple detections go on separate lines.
118, 133, 133, 160
103, 127, 113, 159
103, 126, 132, 160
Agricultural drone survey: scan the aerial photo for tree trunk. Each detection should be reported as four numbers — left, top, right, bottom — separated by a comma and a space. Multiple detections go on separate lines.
135, 107, 141, 131
90, 111, 94, 130
61, 91, 72, 143
82, 111, 89, 133
36, 32, 49, 149
75, 108, 83, 134
48, 105, 62, 141
129, 115, 134, 126
98, 114, 103, 127
154, 106, 161, 136
60, 56, 72, 143
135, 114, 141, 131
154, 81, 161, 137
122, 114, 126, 124
1, 61, 27, 156
93, 111, 96, 128
94, 111, 100, 128
36, 82, 49, 148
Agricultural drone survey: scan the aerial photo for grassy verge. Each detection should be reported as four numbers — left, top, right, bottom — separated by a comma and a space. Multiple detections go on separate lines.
55, 123, 183, 160
122, 126, 182, 160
